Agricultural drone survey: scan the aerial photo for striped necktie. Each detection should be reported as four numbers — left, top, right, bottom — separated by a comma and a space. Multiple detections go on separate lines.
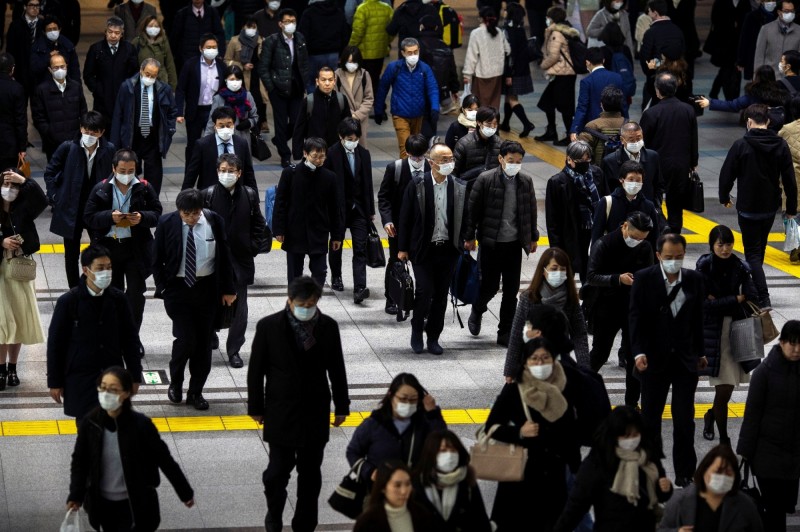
185, 226, 196, 287
140, 86, 151, 138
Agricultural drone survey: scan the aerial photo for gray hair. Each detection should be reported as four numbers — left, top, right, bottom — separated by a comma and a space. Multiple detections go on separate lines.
106, 16, 124, 30
400, 37, 419, 52
140, 57, 161, 70
566, 140, 592, 161
620, 120, 641, 136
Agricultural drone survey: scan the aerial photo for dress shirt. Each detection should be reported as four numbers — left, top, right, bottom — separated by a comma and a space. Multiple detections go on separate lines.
82, 142, 97, 178
624, 148, 641, 162
106, 177, 140, 239
216, 134, 233, 156
635, 264, 686, 360
178, 213, 216, 278
199, 57, 219, 106
283, 33, 294, 63
140, 83, 153, 125
431, 177, 449, 242
54, 78, 66, 93
193, 6, 204, 17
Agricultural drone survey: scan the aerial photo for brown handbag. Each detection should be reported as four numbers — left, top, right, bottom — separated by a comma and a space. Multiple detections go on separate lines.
17, 154, 30, 179
747, 301, 779, 344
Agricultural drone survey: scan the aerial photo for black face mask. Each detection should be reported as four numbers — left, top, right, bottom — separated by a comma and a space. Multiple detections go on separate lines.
573, 161, 590, 174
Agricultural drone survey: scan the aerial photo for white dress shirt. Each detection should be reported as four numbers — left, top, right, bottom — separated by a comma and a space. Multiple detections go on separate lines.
178, 213, 216, 278
635, 264, 685, 360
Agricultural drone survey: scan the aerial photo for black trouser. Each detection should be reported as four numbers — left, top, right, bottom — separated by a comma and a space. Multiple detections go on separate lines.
664, 165, 689, 234
757, 476, 800, 532
411, 244, 458, 341
99, 237, 147, 332
63, 232, 86, 289
738, 213, 775, 305
97, 497, 135, 532
286, 252, 327, 288
164, 275, 216, 395
133, 129, 163, 195
269, 91, 303, 161
589, 293, 640, 406
385, 235, 400, 300
361, 58, 384, 99
710, 64, 742, 100
639, 369, 698, 478
263, 442, 326, 532
328, 206, 369, 289
184, 105, 211, 164
227, 280, 249, 357
474, 241, 523, 336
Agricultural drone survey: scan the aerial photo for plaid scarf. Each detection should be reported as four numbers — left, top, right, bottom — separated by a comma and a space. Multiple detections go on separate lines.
285, 303, 319, 351
565, 166, 600, 229
218, 87, 252, 120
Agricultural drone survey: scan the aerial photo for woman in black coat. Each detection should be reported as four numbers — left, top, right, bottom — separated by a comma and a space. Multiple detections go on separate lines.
737, 320, 800, 532
554, 406, 672, 532
696, 225, 759, 446
68, 367, 194, 532
354, 460, 437, 531
499, 2, 535, 137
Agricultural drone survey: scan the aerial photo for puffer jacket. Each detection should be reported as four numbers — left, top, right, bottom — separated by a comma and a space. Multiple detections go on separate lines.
375, 59, 440, 118
299, 0, 352, 55
259, 31, 311, 98
778, 119, 800, 209
452, 130, 502, 182
133, 33, 178, 90
540, 23, 579, 76
462, 24, 511, 79
349, 0, 394, 60
464, 166, 538, 251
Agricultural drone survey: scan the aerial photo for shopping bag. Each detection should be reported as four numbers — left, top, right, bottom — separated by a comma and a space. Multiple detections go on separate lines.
685, 170, 704, 213
459, 83, 471, 107
366, 223, 386, 268
783, 217, 800, 252
746, 301, 779, 343
17, 154, 30, 179
328, 458, 369, 519
60, 509, 84, 532
729, 316, 764, 362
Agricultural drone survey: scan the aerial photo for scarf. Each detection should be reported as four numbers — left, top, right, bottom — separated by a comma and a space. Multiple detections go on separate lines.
238, 29, 258, 65
218, 87, 252, 120
425, 467, 467, 521
518, 362, 568, 422
538, 282, 568, 309
285, 303, 319, 351
457, 113, 476, 130
611, 448, 660, 509
565, 166, 600, 230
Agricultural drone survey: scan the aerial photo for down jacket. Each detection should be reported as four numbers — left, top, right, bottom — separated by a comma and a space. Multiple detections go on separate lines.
349, 0, 394, 60
375, 59, 440, 119
452, 130, 502, 183
540, 23, 579, 76
464, 166, 538, 251
258, 31, 311, 98
778, 119, 800, 209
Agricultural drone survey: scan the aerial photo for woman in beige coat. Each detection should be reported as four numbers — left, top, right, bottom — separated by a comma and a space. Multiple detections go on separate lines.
335, 46, 375, 147
225, 16, 270, 133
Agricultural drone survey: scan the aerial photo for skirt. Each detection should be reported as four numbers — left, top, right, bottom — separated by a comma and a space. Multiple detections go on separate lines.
470, 76, 503, 114
503, 74, 534, 96
709, 316, 750, 387
0, 257, 45, 345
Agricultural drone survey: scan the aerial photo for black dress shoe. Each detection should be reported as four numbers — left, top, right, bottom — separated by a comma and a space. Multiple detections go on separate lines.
6, 371, 19, 387
353, 287, 370, 304
468, 309, 482, 336
0, 373, 6, 391
496, 332, 509, 347
385, 299, 398, 315
331, 276, 344, 291
675, 476, 694, 488
280, 158, 292, 168
553, 137, 570, 147
229, 353, 244, 368
411, 331, 424, 354
167, 385, 182, 404
426, 339, 444, 355
187, 393, 209, 410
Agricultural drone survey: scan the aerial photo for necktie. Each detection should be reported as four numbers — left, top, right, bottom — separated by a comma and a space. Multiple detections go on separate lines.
140, 86, 151, 137
414, 170, 423, 180
110, 45, 117, 55
347, 151, 355, 176
185, 226, 196, 287
28, 20, 36, 40
224, 142, 231, 154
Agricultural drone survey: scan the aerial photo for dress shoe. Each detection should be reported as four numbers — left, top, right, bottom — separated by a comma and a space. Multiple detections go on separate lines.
410, 331, 424, 354
354, 287, 370, 304
468, 309, 482, 336
0, 373, 6, 391
6, 370, 19, 387
331, 276, 344, 291
496, 332, 509, 347
167, 385, 182, 404
534, 126, 557, 142
675, 476, 693, 488
211, 333, 220, 350
229, 353, 244, 368
187, 393, 209, 410
385, 299, 398, 315
553, 137, 570, 147
426, 339, 444, 355
280, 158, 292, 168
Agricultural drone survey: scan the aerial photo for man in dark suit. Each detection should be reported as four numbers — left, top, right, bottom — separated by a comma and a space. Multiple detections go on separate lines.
323, 117, 374, 302
639, 0, 685, 110
640, 72, 698, 234
601, 120, 664, 207
398, 143, 467, 355
273, 137, 343, 288
5, 0, 42, 102
170, 0, 226, 74
152, 188, 237, 410
629, 233, 707, 487
377, 134, 430, 315
569, 47, 628, 142
293, 66, 351, 161
110, 58, 178, 195
83, 16, 139, 125
182, 106, 257, 191
0, 52, 27, 172
247, 275, 349, 532
176, 33, 227, 165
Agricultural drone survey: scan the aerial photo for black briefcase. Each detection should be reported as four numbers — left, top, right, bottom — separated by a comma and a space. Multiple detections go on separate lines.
214, 299, 239, 330
250, 130, 272, 161
366, 223, 386, 268
385, 261, 415, 322
685, 170, 705, 213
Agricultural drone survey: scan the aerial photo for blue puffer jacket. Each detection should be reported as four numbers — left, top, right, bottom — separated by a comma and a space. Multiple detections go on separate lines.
375, 59, 440, 119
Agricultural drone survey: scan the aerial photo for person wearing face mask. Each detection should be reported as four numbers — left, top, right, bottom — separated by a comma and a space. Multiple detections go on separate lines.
554, 406, 672, 532
463, 141, 538, 346
203, 65, 259, 146
445, 94, 479, 150
348, 0, 393, 98
225, 15, 269, 132
133, 15, 178, 91
601, 120, 665, 208
83, 149, 163, 353
659, 446, 763, 532
298, 0, 351, 94
31, 53, 88, 161
704, 0, 751, 100
114, 0, 157, 43
45, 111, 116, 288
67, 367, 195, 532
29, 15, 80, 87
452, 105, 502, 184
293, 66, 352, 161
629, 233, 707, 488
461, 7, 510, 112
247, 275, 350, 532
586, 0, 635, 50
333, 46, 376, 146
754, 0, 800, 76
739, 0, 779, 82
585, 212, 654, 407
486, 337, 582, 531
47, 245, 144, 422
0, 168, 46, 391
253, 0, 283, 38
411, 431, 491, 531
169, 0, 226, 75
348, 373, 445, 489
354, 461, 437, 531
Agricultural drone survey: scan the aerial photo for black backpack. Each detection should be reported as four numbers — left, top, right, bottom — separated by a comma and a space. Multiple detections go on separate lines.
561, 35, 589, 74
583, 128, 622, 165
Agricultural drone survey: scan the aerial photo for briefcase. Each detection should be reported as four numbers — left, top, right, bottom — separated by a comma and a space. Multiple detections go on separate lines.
250, 130, 272, 161
366, 223, 386, 268
685, 170, 705, 213
214, 299, 238, 330
385, 261, 415, 322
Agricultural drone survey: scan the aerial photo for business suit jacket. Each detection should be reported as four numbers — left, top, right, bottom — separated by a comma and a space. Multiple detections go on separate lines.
570, 67, 628, 135
151, 209, 237, 299
629, 264, 705, 375
640, 96, 698, 171
170, 2, 226, 70
175, 56, 227, 120
182, 133, 257, 191
377, 158, 431, 229
323, 141, 375, 220
5, 16, 41, 96
111, 75, 178, 155
601, 147, 664, 204
83, 39, 140, 120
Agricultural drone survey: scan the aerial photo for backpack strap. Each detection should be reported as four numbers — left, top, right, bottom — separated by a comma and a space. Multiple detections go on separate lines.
394, 159, 404, 184
780, 77, 798, 95
584, 127, 611, 142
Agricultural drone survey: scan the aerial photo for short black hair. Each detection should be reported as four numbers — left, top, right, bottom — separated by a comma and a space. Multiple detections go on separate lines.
337, 117, 362, 138
287, 275, 322, 301
499, 140, 525, 157
226, 64, 244, 80
0, 52, 14, 73
377, 373, 428, 419
648, 0, 668, 16
243, 14, 258, 27
601, 85, 624, 113
81, 244, 111, 267
43, 15, 61, 28
784, 49, 800, 74
406, 134, 428, 157
339, 45, 363, 69
461, 94, 480, 110
80, 111, 106, 132
708, 224, 734, 250
626, 211, 654, 232
316, 65, 334, 79
655, 72, 678, 98
586, 47, 605, 66
277, 7, 296, 21
745, 103, 769, 125
175, 188, 204, 211
476, 106, 499, 123
656, 233, 687, 252
517, 337, 555, 381
211, 106, 237, 123
198, 32, 218, 49
693, 445, 742, 494
98, 366, 134, 411
618, 159, 644, 180
594, 405, 662, 468
780, 319, 800, 343
112, 148, 138, 167
217, 153, 242, 171
546, 5, 567, 22
304, 137, 327, 154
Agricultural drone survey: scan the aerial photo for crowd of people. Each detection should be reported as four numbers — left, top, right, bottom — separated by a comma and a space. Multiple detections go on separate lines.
0, 0, 798, 530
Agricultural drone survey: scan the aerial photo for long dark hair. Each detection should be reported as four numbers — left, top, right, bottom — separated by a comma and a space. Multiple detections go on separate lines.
479, 6, 499, 37
377, 373, 428, 419
414, 431, 474, 487
593, 405, 661, 467
366, 460, 412, 510
746, 65, 790, 106
505, 2, 526, 26
526, 247, 579, 306
693, 445, 742, 494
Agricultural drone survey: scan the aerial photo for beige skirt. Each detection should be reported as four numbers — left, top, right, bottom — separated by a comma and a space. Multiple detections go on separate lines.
0, 258, 44, 345
709, 316, 750, 387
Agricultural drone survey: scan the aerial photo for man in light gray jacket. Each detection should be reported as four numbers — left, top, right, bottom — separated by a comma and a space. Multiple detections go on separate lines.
754, 0, 800, 75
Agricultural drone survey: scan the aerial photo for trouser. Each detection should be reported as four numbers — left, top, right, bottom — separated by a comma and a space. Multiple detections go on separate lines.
473, 242, 523, 336
385, 235, 400, 299
99, 237, 147, 332
306, 52, 340, 93
286, 251, 327, 288
328, 207, 369, 288
738, 213, 775, 305
226, 281, 249, 356
164, 276, 216, 395
589, 294, 640, 406
756, 476, 800, 532
642, 74, 655, 111
97, 497, 135, 532
184, 105, 212, 164
639, 369, 698, 478
270, 91, 304, 161
664, 165, 689, 234
63, 232, 86, 288
710, 64, 742, 100
263, 442, 326, 532
133, 130, 164, 195
361, 58, 384, 98
411, 244, 458, 340
392, 115, 423, 159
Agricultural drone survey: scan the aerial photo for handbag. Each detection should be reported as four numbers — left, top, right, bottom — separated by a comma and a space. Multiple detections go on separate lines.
250, 130, 272, 161
17, 154, 30, 179
739, 460, 765, 518
746, 301, 779, 343
328, 458, 369, 519
685, 170, 705, 213
470, 386, 530, 482
4, 221, 35, 282
213, 299, 238, 330
366, 223, 386, 268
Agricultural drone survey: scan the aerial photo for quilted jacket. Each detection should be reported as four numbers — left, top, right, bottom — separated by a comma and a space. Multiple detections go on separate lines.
540, 23, 579, 76
778, 119, 800, 209
375, 59, 440, 118
258, 31, 311, 98
452, 130, 502, 182
349, 0, 394, 59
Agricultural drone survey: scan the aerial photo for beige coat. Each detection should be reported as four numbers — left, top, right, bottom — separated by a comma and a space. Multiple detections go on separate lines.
778, 119, 800, 208
334, 67, 375, 145
540, 24, 580, 76
225, 35, 269, 102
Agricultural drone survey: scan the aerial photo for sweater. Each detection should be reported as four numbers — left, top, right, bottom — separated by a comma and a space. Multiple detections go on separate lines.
462, 24, 510, 79
386, 504, 414, 532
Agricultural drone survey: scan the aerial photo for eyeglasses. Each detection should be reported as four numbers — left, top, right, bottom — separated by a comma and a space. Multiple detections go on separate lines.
27, 3, 41, 7
434, 157, 455, 164
394, 395, 418, 404
97, 385, 123, 395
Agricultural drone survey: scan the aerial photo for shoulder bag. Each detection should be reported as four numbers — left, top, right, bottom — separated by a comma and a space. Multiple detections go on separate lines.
4, 220, 36, 282
470, 385, 530, 482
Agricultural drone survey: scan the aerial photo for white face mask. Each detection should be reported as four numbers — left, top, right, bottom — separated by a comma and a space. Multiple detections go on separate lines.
783, 11, 796, 23
46, 30, 60, 41
503, 163, 522, 177
226, 79, 243, 91
626, 140, 644, 153
545, 17, 553, 26
1, 186, 18, 202
617, 435, 641, 451
545, 270, 567, 288
98, 391, 123, 412
343, 139, 359, 151
779, 61, 786, 73
141, 75, 156, 87
345, 62, 359, 73
283, 22, 296, 35
481, 126, 497, 137
394, 401, 417, 418
203, 48, 219, 60
269, 1, 281, 10
623, 181, 643, 196
81, 133, 98, 147
435, 161, 455, 176
146, 26, 161, 37
216, 127, 234, 141
529, 363, 553, 380
522, 323, 535, 343
218, 172, 238, 188
612, 1, 624, 9
465, 109, 477, 121
661, 259, 683, 274
130, 0, 144, 4
292, 304, 317, 321
405, 54, 420, 67
244, 28, 258, 38
116, 173, 133, 185
52, 68, 68, 80
624, 235, 643, 248
91, 269, 113, 290
764, 0, 777, 10
707, 473, 735, 495
409, 157, 425, 171
304, 160, 317, 171
436, 451, 460, 473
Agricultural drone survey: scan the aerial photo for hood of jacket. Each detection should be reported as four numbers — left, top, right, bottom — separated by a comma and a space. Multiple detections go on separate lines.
400, 0, 427, 19
308, 0, 339, 13
763, 343, 800, 372
744, 127, 787, 157
550, 23, 580, 39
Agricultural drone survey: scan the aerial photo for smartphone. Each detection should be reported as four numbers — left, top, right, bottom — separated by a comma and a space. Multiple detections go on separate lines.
653, 58, 662, 68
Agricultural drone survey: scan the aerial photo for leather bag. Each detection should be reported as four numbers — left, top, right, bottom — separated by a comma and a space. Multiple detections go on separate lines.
366, 223, 386, 268
470, 385, 530, 482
